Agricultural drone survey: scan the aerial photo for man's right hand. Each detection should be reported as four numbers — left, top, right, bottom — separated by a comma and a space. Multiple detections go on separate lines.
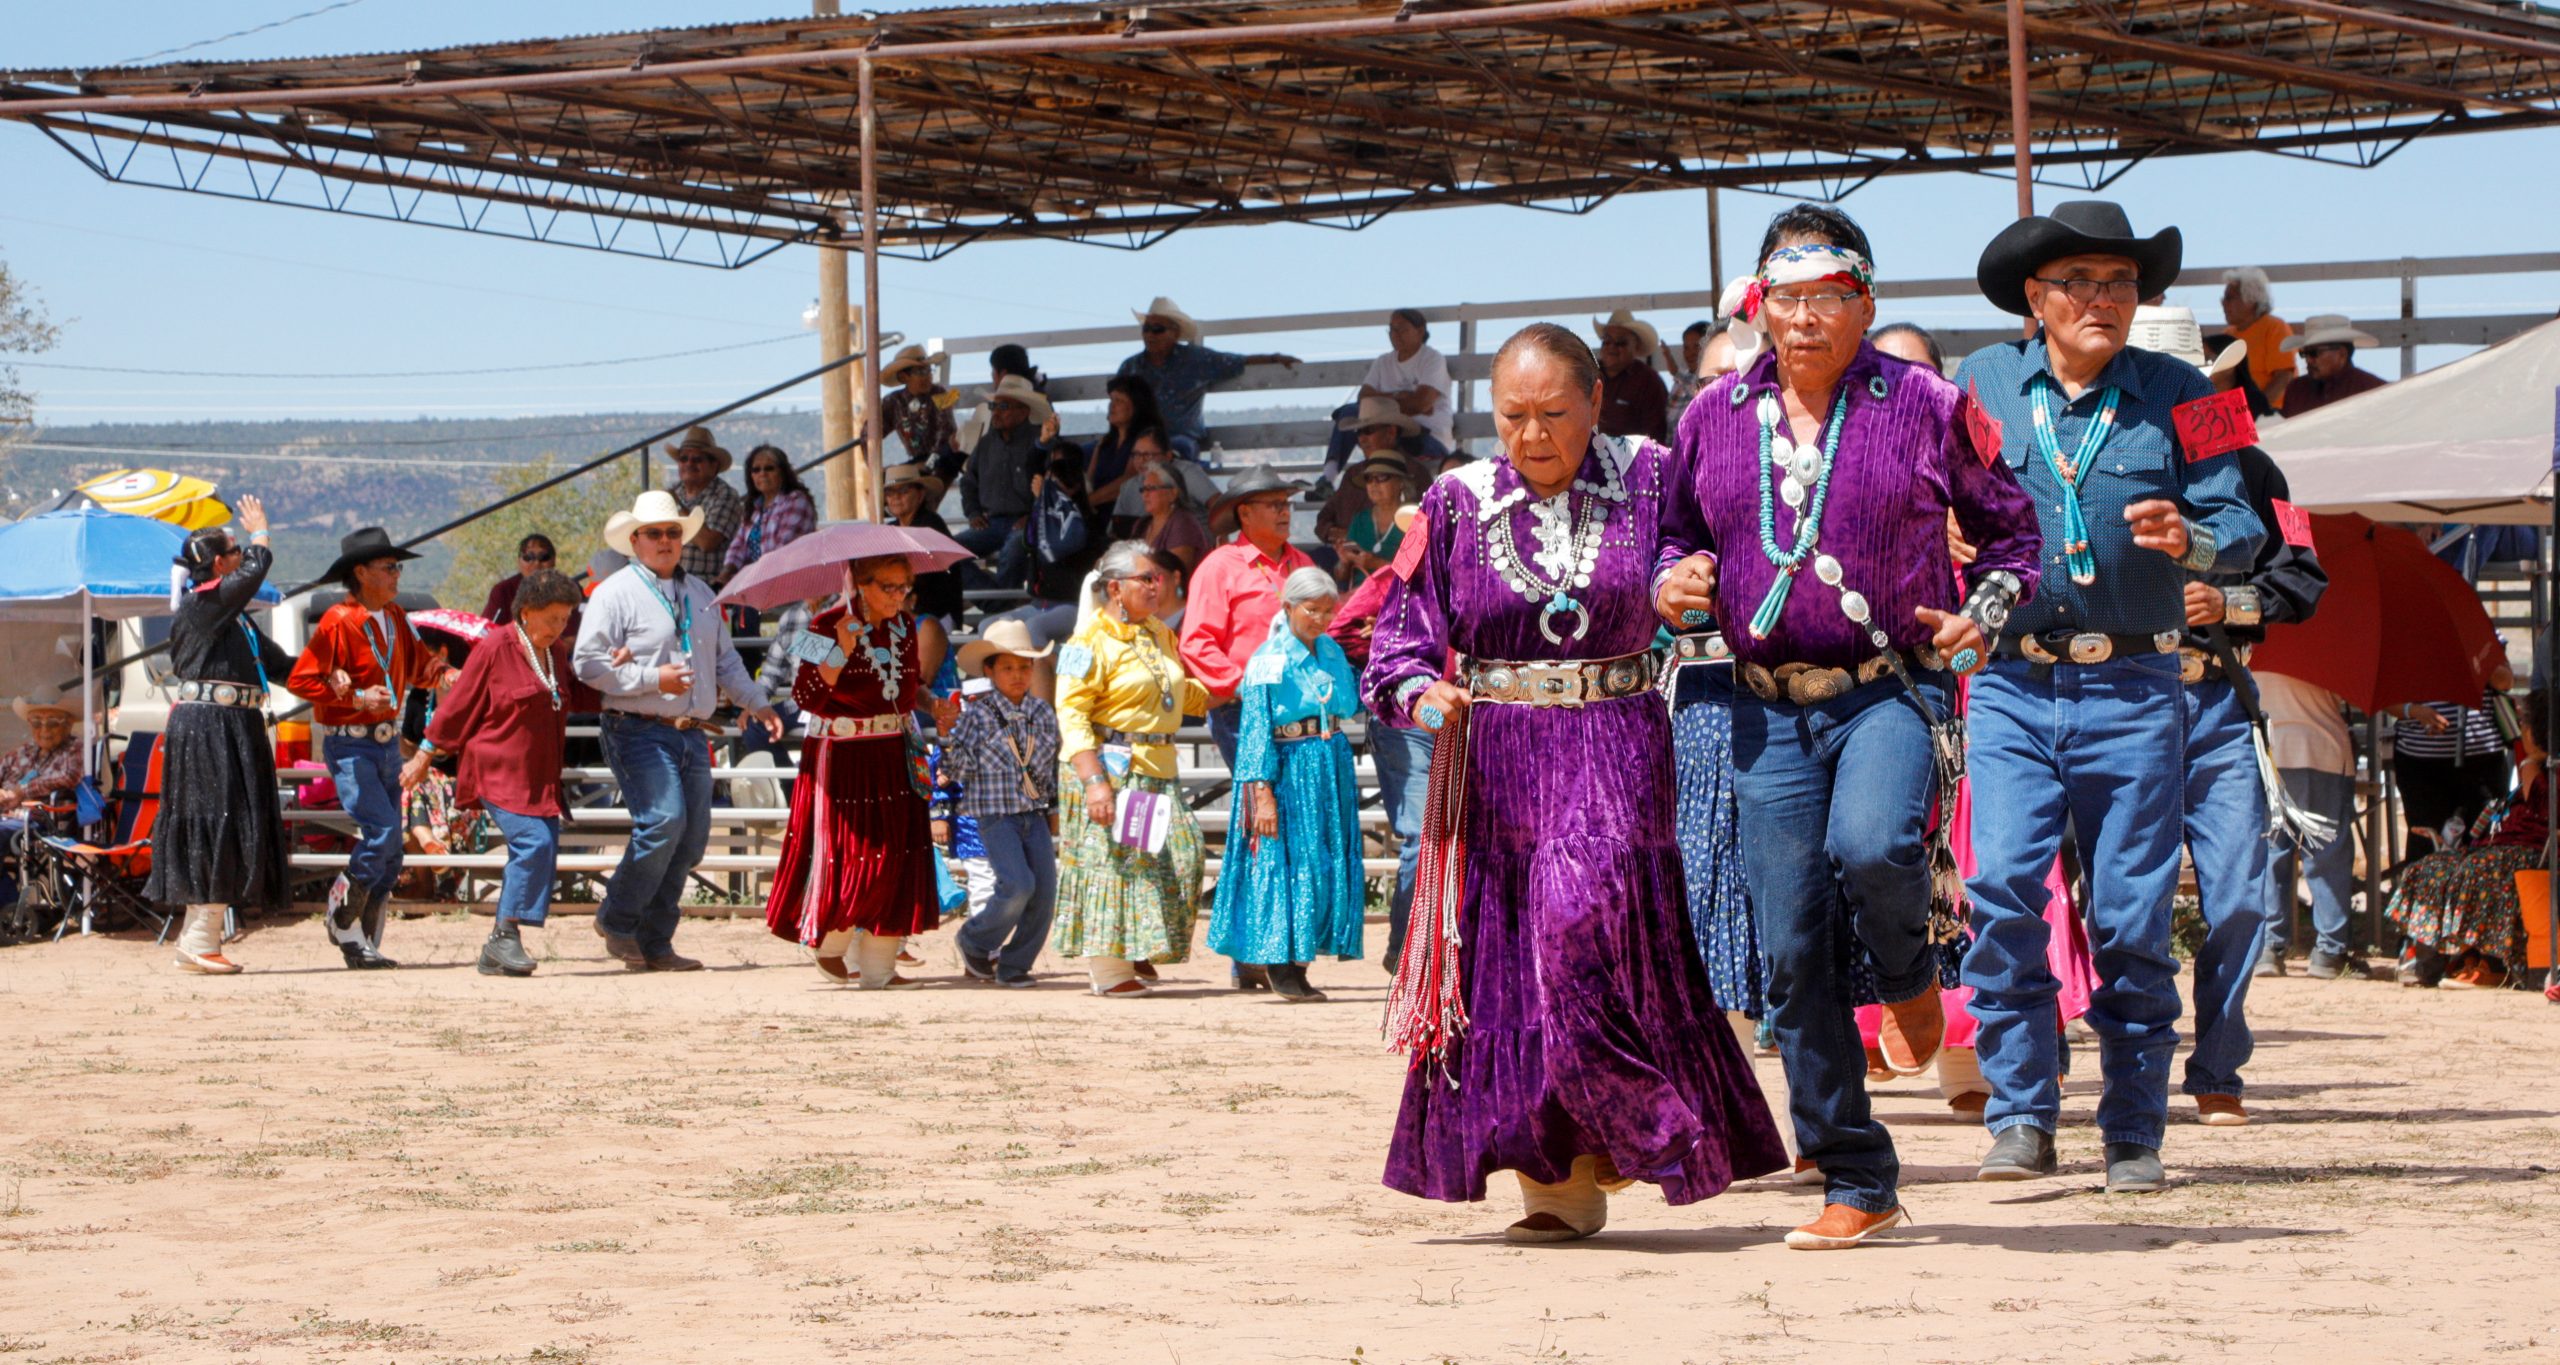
1654, 552, 1718, 630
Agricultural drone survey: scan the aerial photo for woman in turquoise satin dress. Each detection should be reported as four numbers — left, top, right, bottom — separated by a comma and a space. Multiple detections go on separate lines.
1209, 567, 1366, 1002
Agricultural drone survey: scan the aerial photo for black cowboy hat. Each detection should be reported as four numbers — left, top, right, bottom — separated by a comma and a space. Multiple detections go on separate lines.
321, 526, 421, 587
1976, 200, 2183, 318
1208, 463, 1307, 524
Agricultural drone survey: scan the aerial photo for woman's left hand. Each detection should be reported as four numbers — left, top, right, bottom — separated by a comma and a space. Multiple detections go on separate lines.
397, 750, 433, 793
1251, 787, 1279, 840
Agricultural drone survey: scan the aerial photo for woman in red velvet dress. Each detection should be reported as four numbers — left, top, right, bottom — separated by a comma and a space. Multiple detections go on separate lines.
763, 554, 940, 988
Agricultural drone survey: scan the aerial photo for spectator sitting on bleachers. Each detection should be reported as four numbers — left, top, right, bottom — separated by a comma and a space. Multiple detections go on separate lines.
882, 464, 964, 639
1085, 375, 1169, 514
2278, 315, 2388, 417
955, 375, 1050, 589
1592, 307, 1670, 442
1309, 308, 1452, 502
723, 444, 817, 591
1117, 296, 1300, 456
1135, 457, 1212, 579
481, 533, 556, 626
880, 345, 963, 482
1318, 397, 1419, 579
663, 426, 746, 581
1107, 425, 1218, 536
955, 343, 1053, 456
2219, 266, 2299, 409
0, 689, 87, 908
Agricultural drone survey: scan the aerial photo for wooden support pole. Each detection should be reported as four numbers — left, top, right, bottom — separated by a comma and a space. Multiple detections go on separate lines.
814, 0, 858, 522
857, 55, 884, 524
1707, 186, 1724, 294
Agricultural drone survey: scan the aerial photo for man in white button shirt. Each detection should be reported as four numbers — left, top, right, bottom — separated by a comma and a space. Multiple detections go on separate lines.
1310, 309, 1453, 500
573, 490, 782, 972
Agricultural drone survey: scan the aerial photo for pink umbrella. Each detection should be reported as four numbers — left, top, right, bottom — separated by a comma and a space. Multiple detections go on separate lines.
410, 607, 493, 643
713, 521, 972, 611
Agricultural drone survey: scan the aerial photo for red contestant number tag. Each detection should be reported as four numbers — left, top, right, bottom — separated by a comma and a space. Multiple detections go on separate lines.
2270, 497, 2314, 549
1961, 382, 2003, 468
2173, 388, 2257, 463
1391, 509, 1431, 581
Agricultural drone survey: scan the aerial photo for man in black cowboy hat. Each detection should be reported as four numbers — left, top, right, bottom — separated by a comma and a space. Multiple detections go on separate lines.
1179, 463, 1312, 767
285, 527, 457, 969
1951, 201, 2265, 1194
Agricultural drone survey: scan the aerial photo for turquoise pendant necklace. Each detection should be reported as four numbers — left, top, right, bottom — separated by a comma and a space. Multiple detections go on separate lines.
2027, 373, 2120, 587
1749, 388, 1850, 640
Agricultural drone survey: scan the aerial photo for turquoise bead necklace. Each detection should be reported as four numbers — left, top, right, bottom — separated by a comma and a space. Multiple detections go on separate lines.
1749, 387, 1851, 640
2026, 372, 2121, 587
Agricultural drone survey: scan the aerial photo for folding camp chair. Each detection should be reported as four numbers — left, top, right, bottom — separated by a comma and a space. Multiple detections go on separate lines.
33, 733, 170, 942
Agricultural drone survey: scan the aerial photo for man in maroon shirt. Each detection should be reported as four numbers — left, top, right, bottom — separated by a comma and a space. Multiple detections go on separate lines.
1593, 307, 1671, 441
2277, 315, 2388, 417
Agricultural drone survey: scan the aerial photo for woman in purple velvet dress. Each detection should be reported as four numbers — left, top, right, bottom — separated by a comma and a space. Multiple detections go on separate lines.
1364, 323, 1785, 1244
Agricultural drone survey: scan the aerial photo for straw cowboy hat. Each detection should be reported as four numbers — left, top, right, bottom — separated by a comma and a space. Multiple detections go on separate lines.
12, 683, 82, 724
1977, 199, 2182, 317
603, 489, 707, 557
956, 617, 1057, 676
663, 425, 733, 475
1133, 296, 1204, 346
1592, 307, 1661, 358
1336, 394, 1421, 436
881, 461, 946, 504
881, 344, 943, 384
1347, 449, 1416, 486
319, 526, 421, 588
2128, 305, 2209, 368
984, 373, 1054, 426
2282, 314, 2382, 352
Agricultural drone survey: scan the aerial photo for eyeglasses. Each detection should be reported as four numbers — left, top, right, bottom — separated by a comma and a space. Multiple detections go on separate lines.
1761, 291, 1863, 318
520, 552, 555, 564
370, 561, 406, 575
2298, 343, 2348, 359
2031, 276, 2143, 306
749, 463, 784, 477
633, 526, 684, 543
868, 580, 918, 597
676, 455, 715, 467
1141, 482, 1176, 494
1116, 571, 1167, 585
1362, 473, 1403, 485
1141, 323, 1171, 336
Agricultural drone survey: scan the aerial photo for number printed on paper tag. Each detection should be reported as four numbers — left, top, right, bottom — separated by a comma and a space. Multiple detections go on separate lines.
2173, 387, 2256, 463
1391, 509, 1430, 581
2270, 497, 2315, 549
1961, 382, 2004, 468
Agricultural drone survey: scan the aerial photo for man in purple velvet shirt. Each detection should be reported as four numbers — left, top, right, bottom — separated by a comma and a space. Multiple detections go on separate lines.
1658, 204, 2042, 1250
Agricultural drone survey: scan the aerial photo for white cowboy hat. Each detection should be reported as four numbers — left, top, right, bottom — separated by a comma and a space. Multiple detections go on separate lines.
2128, 305, 2209, 369
881, 344, 943, 384
2205, 339, 2250, 383
1132, 296, 1204, 346
984, 373, 1055, 426
956, 617, 1056, 676
603, 488, 708, 557
2282, 314, 2382, 352
11, 684, 81, 724
1335, 393, 1421, 435
1592, 307, 1661, 359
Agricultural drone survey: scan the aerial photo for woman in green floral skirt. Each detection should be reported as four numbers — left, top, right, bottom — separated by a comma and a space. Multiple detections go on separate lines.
1053, 541, 1212, 996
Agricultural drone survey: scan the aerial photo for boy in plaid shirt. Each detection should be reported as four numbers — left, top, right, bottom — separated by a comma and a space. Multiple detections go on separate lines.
937, 621, 1061, 986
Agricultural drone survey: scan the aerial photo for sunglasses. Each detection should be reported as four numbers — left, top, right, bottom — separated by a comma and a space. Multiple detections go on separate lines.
1141, 324, 1171, 336
520, 552, 556, 564
633, 526, 684, 543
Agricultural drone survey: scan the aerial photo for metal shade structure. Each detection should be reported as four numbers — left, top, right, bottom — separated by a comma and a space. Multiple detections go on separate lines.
2, 1, 2558, 265
2265, 316, 2560, 525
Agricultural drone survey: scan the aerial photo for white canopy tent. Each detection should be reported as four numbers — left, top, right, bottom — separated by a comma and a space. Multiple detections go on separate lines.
2266, 316, 2560, 525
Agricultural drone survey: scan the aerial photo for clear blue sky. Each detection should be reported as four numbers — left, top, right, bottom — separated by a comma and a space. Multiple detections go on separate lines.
6, 1, 2557, 426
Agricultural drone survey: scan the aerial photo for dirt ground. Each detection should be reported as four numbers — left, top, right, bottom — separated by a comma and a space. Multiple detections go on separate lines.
1, 911, 2553, 1365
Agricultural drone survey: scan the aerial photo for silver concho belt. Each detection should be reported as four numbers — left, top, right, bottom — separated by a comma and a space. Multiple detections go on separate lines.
177, 680, 268, 709
1466, 650, 1657, 708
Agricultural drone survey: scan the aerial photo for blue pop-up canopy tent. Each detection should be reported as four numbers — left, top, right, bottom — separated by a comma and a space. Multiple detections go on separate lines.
0, 508, 281, 776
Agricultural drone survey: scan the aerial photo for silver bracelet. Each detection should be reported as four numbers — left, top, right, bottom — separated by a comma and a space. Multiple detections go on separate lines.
2221, 585, 2262, 627
2176, 519, 2219, 573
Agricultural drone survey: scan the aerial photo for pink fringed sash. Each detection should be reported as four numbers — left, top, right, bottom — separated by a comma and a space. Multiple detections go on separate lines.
1383, 713, 1471, 1078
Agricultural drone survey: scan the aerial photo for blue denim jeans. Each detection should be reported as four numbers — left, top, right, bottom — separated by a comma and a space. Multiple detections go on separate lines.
1207, 701, 1242, 771
597, 712, 714, 956
2268, 768, 2356, 960
1965, 656, 2186, 1150
1368, 722, 1434, 967
326, 732, 406, 895
1730, 673, 1946, 1215
486, 800, 561, 928
955, 514, 1026, 589
2180, 677, 2270, 1099
954, 810, 1057, 977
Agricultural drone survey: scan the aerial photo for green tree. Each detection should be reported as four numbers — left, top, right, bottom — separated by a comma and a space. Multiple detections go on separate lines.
0, 255, 63, 514
435, 455, 644, 608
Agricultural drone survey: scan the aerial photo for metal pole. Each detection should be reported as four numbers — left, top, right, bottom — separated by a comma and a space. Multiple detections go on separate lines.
815, 0, 857, 522
2365, 713, 2386, 952
2007, 0, 2034, 221
80, 590, 93, 783
1707, 186, 1724, 290
858, 56, 885, 523
2399, 259, 2419, 379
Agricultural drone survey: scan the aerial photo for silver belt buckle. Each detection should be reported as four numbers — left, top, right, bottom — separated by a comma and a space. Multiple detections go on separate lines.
1534, 668, 1581, 708
2017, 635, 2057, 665
2152, 630, 2183, 655
2066, 632, 2112, 665
2179, 647, 2208, 685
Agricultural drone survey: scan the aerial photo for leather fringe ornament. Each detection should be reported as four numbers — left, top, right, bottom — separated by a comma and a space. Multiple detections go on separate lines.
1382, 710, 1471, 1080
